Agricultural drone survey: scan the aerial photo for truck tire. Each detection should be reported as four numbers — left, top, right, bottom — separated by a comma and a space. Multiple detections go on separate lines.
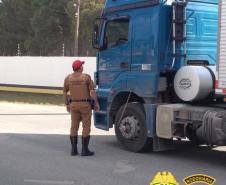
115, 102, 151, 153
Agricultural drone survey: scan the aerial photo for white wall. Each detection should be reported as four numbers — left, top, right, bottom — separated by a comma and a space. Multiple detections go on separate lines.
0, 57, 96, 88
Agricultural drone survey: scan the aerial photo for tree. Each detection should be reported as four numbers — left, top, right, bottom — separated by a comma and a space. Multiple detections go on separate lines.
0, 0, 104, 56
79, 0, 104, 56
0, 0, 34, 55
65, 0, 104, 56
29, 0, 71, 56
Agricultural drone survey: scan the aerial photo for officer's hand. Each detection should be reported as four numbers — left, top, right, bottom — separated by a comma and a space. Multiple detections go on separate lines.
66, 105, 71, 113
95, 103, 100, 111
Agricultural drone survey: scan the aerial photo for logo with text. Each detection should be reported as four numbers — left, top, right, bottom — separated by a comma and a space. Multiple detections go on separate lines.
150, 171, 179, 185
179, 78, 191, 89
183, 174, 216, 185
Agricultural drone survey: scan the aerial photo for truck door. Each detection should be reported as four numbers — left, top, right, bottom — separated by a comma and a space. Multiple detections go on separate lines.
129, 10, 160, 97
97, 16, 131, 89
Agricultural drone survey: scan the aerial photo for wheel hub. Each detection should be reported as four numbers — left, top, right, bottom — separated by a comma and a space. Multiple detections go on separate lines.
119, 116, 140, 139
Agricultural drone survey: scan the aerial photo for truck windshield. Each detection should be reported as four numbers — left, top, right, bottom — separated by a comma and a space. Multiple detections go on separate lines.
105, 18, 129, 49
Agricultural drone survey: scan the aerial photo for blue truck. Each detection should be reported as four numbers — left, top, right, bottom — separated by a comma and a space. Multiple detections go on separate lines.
92, 0, 226, 152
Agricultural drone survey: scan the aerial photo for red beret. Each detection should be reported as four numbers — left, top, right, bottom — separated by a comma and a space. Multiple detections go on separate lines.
72, 60, 85, 70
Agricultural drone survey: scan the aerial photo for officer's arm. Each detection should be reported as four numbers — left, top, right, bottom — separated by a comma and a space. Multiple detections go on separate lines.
87, 75, 100, 111
90, 89, 100, 111
90, 89, 98, 103
63, 76, 70, 106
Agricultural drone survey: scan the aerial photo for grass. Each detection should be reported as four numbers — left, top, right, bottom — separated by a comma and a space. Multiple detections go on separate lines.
0, 91, 64, 105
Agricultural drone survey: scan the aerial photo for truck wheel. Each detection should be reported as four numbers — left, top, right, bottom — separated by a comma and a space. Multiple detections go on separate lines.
115, 103, 150, 153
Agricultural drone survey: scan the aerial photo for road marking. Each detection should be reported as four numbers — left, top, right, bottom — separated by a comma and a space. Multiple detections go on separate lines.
24, 179, 75, 185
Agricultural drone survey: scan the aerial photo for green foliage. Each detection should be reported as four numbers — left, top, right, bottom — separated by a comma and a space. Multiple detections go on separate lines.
0, 0, 34, 55
0, 0, 104, 56
79, 0, 104, 56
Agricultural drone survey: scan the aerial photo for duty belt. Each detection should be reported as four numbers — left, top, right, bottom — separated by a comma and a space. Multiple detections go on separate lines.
70, 99, 91, 103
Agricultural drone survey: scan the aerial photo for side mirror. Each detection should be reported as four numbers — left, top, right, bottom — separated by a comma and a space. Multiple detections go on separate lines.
92, 17, 105, 50
93, 24, 99, 47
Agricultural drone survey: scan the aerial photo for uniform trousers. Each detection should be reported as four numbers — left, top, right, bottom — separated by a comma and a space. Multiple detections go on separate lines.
70, 102, 92, 137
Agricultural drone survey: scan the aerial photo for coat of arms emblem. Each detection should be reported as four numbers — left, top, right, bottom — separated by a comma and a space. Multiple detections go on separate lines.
150, 171, 179, 185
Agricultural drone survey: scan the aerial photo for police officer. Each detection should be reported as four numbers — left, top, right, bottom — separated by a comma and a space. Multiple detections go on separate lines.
63, 60, 100, 156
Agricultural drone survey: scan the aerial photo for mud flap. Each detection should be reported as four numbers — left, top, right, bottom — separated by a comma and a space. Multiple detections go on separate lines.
153, 136, 174, 152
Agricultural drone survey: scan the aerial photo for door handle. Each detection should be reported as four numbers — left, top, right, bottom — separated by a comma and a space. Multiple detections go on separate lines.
120, 62, 129, 69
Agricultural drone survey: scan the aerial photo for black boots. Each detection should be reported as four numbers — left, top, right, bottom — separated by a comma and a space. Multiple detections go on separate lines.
81, 136, 94, 156
70, 136, 78, 156
70, 135, 94, 156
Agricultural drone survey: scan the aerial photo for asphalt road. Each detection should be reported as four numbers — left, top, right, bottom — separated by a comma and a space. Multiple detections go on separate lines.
0, 102, 226, 185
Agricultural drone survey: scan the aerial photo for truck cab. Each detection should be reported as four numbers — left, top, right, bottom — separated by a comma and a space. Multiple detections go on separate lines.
92, 0, 226, 152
